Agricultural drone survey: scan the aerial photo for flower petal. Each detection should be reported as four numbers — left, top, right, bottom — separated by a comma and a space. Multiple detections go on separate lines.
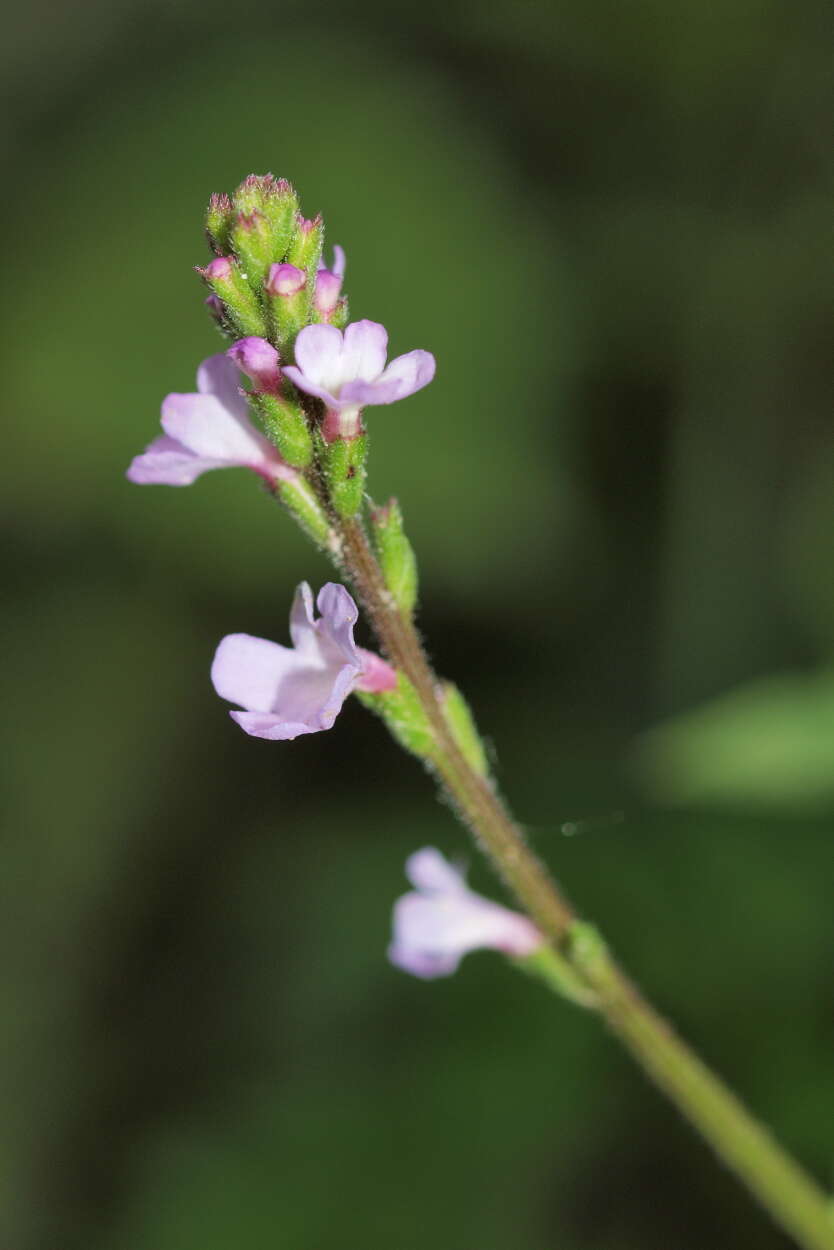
161, 391, 276, 469
211, 633, 303, 713
197, 353, 250, 418
292, 324, 345, 391
341, 320, 388, 383
281, 366, 341, 408
126, 435, 221, 485
288, 582, 318, 653
405, 847, 468, 894
340, 350, 436, 407
230, 710, 331, 741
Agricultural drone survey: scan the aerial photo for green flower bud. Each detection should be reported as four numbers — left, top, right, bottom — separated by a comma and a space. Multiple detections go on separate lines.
287, 214, 324, 291
370, 497, 418, 616
440, 682, 489, 776
231, 174, 299, 264
330, 296, 349, 330
231, 210, 273, 290
265, 263, 309, 353
251, 390, 313, 468
205, 193, 233, 255
197, 257, 267, 339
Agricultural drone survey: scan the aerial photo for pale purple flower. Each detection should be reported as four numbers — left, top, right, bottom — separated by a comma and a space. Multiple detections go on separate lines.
283, 320, 435, 440
388, 848, 543, 979
127, 355, 295, 487
211, 582, 396, 741
314, 245, 346, 318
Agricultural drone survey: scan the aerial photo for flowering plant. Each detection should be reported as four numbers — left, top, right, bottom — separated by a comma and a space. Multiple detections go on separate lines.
128, 173, 834, 1250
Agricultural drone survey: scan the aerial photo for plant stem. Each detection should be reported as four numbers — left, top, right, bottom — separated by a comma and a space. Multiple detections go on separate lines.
336, 512, 834, 1250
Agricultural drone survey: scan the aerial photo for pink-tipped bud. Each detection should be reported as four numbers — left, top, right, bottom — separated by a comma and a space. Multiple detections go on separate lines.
200, 256, 234, 283
227, 337, 281, 393
266, 263, 306, 297
314, 268, 343, 318
295, 214, 321, 238
235, 209, 266, 235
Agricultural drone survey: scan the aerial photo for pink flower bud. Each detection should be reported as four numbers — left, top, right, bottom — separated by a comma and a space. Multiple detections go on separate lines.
227, 337, 281, 393
314, 269, 343, 318
202, 256, 233, 282
266, 263, 307, 297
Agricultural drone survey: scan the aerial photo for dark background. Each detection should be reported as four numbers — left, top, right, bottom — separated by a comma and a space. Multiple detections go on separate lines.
3, 2, 834, 1247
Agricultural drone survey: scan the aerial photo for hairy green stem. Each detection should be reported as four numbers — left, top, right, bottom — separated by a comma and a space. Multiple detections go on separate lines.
335, 512, 834, 1250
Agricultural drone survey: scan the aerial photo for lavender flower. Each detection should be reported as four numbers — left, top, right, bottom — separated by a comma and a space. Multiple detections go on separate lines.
389, 848, 543, 978
283, 320, 435, 440
211, 582, 396, 741
127, 354, 294, 487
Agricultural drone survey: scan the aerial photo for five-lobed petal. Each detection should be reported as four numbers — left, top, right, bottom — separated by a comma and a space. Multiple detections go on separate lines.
388, 848, 543, 978
127, 354, 293, 486
284, 319, 435, 411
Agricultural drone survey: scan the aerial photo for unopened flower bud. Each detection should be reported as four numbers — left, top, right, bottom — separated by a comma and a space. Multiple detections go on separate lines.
251, 389, 313, 468
205, 193, 233, 255
266, 263, 309, 353
370, 498, 418, 616
197, 257, 267, 339
231, 174, 299, 265
313, 269, 343, 320
227, 337, 281, 393
287, 214, 324, 280
266, 263, 306, 297
231, 210, 272, 288
440, 682, 489, 776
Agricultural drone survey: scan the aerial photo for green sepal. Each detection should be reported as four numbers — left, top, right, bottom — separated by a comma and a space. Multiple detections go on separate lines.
330, 297, 349, 330
287, 215, 324, 302
260, 186, 299, 263
252, 392, 313, 468
205, 193, 233, 255
277, 477, 333, 549
370, 497, 418, 615
200, 260, 267, 339
440, 682, 489, 776
268, 287, 309, 356
356, 672, 437, 760
513, 945, 600, 1010
231, 210, 273, 290
322, 435, 367, 518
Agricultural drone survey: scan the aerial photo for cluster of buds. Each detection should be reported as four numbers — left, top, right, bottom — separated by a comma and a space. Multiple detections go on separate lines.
185, 174, 435, 517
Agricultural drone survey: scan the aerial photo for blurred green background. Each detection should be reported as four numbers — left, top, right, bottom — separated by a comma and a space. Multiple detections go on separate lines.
3, 1, 833, 1247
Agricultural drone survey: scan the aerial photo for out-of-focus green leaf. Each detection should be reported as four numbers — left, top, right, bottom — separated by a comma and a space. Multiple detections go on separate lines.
635, 670, 834, 809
